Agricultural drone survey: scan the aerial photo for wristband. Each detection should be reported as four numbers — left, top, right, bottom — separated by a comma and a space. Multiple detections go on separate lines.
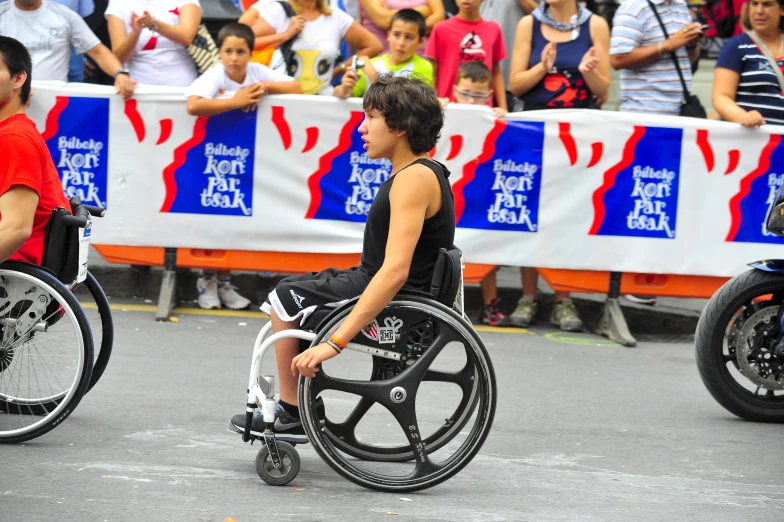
151, 18, 159, 33
329, 335, 347, 349
326, 339, 343, 354
114, 68, 130, 79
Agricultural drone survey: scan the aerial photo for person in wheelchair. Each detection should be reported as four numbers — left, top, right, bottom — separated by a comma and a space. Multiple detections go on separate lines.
0, 36, 71, 265
231, 74, 454, 438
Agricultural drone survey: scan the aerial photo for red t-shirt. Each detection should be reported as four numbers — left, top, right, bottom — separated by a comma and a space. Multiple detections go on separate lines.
424, 17, 507, 102
0, 114, 70, 265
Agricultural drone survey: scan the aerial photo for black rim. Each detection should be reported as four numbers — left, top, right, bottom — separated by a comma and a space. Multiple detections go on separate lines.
300, 300, 495, 490
716, 289, 784, 408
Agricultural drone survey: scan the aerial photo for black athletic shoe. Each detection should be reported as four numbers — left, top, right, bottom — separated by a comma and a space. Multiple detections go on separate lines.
229, 397, 324, 439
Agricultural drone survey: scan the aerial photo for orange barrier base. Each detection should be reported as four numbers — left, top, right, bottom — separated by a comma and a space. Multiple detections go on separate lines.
92, 245, 728, 299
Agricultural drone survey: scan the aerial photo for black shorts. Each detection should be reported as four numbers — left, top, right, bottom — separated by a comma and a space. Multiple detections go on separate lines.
260, 266, 371, 325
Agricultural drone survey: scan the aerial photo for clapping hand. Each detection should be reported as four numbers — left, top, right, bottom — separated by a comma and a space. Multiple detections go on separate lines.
579, 46, 599, 75
541, 41, 557, 72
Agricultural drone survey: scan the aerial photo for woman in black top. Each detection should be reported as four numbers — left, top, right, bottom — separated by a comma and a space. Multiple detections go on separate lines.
231, 75, 455, 437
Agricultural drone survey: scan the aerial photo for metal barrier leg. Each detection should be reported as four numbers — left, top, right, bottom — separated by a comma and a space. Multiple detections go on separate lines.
155, 247, 178, 322
594, 272, 637, 348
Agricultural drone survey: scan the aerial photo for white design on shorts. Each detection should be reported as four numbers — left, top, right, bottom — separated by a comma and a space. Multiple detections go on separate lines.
290, 290, 305, 309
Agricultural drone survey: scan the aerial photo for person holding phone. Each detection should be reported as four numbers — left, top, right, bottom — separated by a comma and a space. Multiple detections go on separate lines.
609, 0, 703, 115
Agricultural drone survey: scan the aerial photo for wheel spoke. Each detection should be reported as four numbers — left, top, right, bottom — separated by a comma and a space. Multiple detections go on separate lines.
390, 401, 444, 479
325, 395, 375, 444
312, 369, 389, 404
423, 363, 476, 396
396, 329, 462, 387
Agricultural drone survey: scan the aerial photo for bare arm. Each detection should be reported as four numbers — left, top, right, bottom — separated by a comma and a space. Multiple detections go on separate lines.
509, 17, 547, 96
431, 59, 438, 91
144, 4, 201, 47
238, 7, 260, 26
264, 80, 303, 94
517, 0, 539, 14
359, 0, 397, 30
85, 43, 136, 98
611, 21, 702, 70
107, 14, 140, 64
583, 16, 611, 98
343, 21, 384, 59
492, 63, 508, 110
0, 186, 38, 263
712, 67, 748, 122
250, 16, 298, 51
186, 95, 245, 116
423, 0, 445, 32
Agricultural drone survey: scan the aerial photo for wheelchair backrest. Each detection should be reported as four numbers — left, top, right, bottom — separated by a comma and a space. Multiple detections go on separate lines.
41, 199, 91, 286
429, 246, 464, 313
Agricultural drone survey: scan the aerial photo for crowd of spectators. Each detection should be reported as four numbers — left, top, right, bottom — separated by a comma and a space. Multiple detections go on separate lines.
1, 0, 782, 326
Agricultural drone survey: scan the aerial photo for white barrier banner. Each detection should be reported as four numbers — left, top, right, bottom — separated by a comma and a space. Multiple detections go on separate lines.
26, 81, 784, 277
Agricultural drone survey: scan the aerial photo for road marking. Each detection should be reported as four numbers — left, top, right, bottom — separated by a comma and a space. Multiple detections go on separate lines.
83, 302, 533, 334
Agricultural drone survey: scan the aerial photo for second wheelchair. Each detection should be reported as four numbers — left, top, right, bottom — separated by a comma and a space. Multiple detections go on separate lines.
0, 197, 112, 443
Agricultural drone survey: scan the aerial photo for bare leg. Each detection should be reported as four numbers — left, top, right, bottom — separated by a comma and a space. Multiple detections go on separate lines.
270, 308, 300, 406
521, 267, 538, 298
554, 291, 571, 302
480, 272, 497, 304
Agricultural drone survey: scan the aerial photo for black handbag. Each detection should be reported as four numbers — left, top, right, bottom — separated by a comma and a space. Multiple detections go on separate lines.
646, 0, 707, 118
275, 1, 300, 77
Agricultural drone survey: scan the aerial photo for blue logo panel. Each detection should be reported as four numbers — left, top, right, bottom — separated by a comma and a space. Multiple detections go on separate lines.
456, 120, 544, 232
167, 110, 256, 216
594, 126, 682, 239
45, 97, 110, 208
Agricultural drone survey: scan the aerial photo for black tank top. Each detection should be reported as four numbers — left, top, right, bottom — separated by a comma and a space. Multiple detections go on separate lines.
360, 158, 455, 290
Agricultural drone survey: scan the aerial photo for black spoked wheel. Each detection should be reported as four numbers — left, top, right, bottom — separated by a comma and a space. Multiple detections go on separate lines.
299, 296, 496, 492
324, 338, 480, 462
74, 271, 113, 392
0, 262, 93, 443
696, 269, 784, 422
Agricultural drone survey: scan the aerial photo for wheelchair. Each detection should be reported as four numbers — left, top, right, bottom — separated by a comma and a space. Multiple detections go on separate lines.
0, 197, 111, 443
231, 247, 497, 492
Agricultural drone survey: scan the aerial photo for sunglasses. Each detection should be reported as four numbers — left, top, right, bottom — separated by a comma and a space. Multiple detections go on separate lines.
454, 89, 492, 101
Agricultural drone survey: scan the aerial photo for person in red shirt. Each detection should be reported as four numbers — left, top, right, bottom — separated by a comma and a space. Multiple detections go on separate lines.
0, 36, 70, 265
424, 0, 507, 109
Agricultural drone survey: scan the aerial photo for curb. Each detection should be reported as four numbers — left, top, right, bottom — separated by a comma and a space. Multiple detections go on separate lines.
86, 265, 700, 335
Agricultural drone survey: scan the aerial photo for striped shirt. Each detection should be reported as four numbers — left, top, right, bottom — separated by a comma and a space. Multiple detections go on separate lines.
716, 33, 784, 126
610, 0, 693, 115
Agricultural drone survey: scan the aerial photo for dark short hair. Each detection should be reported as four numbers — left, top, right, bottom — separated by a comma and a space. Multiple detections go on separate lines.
363, 75, 443, 155
217, 22, 255, 51
0, 36, 32, 105
390, 9, 426, 38
455, 61, 491, 85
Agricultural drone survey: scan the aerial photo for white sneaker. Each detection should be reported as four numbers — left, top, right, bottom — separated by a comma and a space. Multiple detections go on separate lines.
197, 276, 220, 309
218, 282, 251, 310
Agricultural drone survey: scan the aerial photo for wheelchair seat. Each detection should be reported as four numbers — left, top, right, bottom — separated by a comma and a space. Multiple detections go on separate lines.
41, 197, 92, 287
300, 246, 463, 333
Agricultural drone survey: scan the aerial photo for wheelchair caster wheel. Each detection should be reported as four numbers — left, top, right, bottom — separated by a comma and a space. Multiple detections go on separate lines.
255, 441, 300, 486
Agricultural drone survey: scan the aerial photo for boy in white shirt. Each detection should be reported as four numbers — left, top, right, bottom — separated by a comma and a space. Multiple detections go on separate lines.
186, 22, 302, 116
185, 22, 302, 310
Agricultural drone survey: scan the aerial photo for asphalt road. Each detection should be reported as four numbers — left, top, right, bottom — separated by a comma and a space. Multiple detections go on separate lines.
1, 303, 782, 522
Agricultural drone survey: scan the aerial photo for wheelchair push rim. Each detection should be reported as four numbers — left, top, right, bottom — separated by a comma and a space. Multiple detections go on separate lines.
0, 265, 93, 441
299, 297, 496, 492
